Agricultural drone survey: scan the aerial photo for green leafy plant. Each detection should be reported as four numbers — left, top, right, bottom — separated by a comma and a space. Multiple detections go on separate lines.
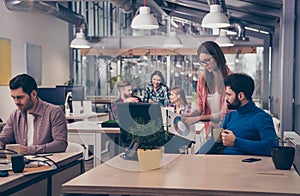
276, 136, 293, 146
191, 92, 197, 103
107, 75, 122, 93
64, 78, 75, 86
128, 118, 168, 150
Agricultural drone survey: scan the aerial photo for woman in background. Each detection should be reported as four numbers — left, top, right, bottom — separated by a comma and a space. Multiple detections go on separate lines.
169, 87, 191, 115
182, 41, 233, 137
143, 70, 170, 106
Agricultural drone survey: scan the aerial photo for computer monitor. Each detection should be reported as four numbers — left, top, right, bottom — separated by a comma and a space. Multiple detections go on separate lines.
116, 103, 163, 145
37, 87, 65, 106
116, 103, 193, 155
56, 85, 85, 101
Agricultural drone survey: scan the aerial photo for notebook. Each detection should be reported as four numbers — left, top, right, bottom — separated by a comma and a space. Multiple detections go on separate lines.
197, 127, 226, 154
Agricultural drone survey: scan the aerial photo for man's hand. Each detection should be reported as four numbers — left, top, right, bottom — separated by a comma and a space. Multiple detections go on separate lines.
124, 97, 140, 103
20, 145, 28, 155
148, 99, 154, 104
221, 130, 236, 146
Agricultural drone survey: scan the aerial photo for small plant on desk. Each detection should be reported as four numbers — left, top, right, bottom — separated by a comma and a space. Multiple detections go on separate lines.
128, 119, 168, 150
128, 119, 168, 170
271, 136, 295, 170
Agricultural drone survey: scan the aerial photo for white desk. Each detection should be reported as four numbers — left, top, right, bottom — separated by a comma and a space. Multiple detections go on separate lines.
67, 121, 120, 167
63, 154, 300, 196
65, 112, 108, 122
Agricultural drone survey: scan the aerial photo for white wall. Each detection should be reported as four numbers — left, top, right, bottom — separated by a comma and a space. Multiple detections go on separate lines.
0, 2, 70, 120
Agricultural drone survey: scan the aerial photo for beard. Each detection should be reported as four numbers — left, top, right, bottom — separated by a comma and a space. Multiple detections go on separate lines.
226, 98, 241, 110
124, 93, 131, 99
17, 98, 34, 112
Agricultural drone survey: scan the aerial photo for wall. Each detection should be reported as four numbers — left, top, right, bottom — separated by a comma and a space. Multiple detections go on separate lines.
0, 2, 70, 120
294, 1, 300, 135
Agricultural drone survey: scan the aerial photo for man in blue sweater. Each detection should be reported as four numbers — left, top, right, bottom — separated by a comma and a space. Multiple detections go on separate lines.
221, 73, 278, 156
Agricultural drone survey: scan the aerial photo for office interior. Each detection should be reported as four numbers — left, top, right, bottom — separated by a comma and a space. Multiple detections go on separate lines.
1, 0, 300, 194
1, 0, 300, 133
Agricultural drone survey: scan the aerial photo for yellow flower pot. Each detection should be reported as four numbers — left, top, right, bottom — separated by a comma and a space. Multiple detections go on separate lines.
137, 147, 164, 170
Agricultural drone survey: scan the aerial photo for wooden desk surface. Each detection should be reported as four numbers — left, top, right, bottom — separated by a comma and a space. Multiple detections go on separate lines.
63, 154, 300, 196
67, 121, 120, 134
65, 112, 108, 120
0, 152, 82, 194
86, 96, 117, 104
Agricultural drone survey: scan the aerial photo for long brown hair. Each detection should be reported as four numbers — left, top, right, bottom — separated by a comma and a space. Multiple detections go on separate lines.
171, 86, 188, 105
197, 41, 228, 94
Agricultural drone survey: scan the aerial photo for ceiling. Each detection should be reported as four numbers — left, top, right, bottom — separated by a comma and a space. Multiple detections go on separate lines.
142, 0, 283, 34
3, 0, 283, 53
3, 0, 283, 36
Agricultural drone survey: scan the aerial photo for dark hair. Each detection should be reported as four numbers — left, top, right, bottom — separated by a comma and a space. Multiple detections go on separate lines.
224, 73, 255, 100
197, 41, 228, 94
117, 80, 131, 89
151, 70, 165, 84
9, 74, 37, 95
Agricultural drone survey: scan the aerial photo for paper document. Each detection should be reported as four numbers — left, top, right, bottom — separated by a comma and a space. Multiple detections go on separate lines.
83, 101, 93, 114
0, 162, 12, 171
167, 110, 196, 141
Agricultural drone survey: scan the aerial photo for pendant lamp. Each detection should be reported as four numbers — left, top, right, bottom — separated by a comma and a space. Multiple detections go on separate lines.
163, 31, 183, 48
215, 30, 234, 47
131, 6, 159, 30
70, 28, 90, 49
202, 4, 230, 28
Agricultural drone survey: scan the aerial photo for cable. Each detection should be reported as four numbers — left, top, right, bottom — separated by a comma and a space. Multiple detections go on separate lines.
26, 155, 58, 168
0, 148, 18, 155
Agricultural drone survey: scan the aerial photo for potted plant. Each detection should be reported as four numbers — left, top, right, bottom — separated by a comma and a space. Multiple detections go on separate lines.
107, 75, 122, 93
129, 118, 168, 170
271, 136, 295, 170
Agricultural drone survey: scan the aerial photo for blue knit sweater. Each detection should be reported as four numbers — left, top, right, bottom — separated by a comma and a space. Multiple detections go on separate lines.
222, 100, 278, 156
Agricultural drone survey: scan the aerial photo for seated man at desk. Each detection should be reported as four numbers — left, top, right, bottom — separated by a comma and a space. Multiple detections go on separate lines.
0, 74, 67, 154
198, 73, 278, 156
111, 80, 141, 119
221, 73, 278, 156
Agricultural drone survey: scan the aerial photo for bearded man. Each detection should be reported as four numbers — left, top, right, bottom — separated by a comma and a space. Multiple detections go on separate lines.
221, 73, 278, 156
111, 80, 141, 120
0, 74, 67, 154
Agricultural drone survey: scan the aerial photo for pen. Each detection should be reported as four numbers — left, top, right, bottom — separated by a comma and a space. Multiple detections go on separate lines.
257, 172, 286, 176
33, 153, 53, 158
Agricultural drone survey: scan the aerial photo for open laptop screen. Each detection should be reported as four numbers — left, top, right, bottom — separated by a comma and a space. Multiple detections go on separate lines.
116, 103, 163, 145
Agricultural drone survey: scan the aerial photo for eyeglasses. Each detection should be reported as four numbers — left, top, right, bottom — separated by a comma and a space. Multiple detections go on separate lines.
199, 56, 214, 66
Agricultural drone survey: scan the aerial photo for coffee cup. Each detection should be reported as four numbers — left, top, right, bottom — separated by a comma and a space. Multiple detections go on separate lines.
11, 154, 25, 173
5, 144, 21, 161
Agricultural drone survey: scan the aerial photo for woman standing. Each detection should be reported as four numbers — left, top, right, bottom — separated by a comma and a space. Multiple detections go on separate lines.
183, 41, 233, 136
169, 87, 191, 115
143, 70, 170, 106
